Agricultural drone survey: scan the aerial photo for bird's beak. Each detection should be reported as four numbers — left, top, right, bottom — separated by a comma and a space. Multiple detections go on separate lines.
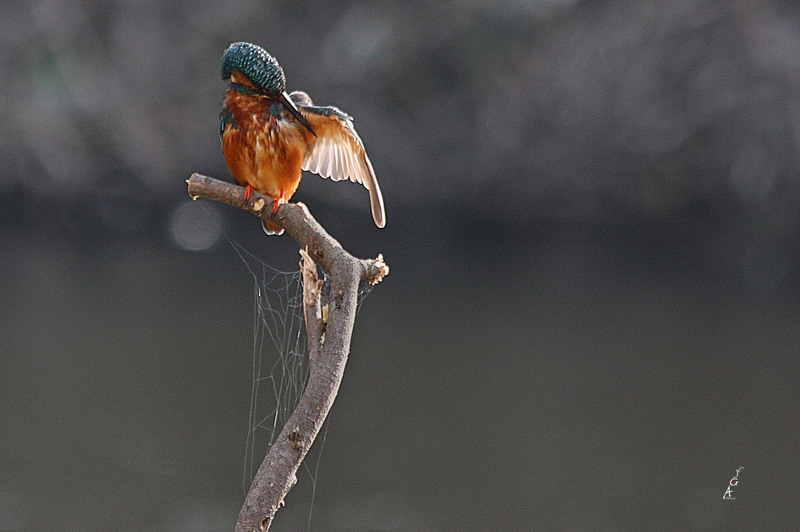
279, 91, 316, 137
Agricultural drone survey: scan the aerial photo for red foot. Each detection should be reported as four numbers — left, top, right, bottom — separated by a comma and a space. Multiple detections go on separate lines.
272, 191, 285, 213
244, 184, 253, 200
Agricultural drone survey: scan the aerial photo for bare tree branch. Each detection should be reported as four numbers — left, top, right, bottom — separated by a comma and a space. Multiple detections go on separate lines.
186, 173, 389, 532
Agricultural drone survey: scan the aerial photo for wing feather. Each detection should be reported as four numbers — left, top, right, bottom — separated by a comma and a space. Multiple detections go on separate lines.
297, 103, 386, 228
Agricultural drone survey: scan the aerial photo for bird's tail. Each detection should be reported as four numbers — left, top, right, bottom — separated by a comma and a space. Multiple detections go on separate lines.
262, 219, 285, 236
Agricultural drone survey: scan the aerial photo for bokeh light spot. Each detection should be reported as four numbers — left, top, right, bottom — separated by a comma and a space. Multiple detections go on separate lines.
168, 200, 222, 251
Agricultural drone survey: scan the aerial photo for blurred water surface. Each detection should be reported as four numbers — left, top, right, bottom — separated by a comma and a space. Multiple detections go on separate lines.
2, 212, 798, 530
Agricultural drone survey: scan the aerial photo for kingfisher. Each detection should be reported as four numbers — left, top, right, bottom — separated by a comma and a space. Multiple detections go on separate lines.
219, 41, 386, 235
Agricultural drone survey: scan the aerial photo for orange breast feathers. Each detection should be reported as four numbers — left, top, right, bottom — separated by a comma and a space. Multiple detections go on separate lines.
221, 90, 310, 202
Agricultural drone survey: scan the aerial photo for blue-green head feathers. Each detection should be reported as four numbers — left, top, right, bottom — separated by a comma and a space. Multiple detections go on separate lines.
221, 42, 285, 95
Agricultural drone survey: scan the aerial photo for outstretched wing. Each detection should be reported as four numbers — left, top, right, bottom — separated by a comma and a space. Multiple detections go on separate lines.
291, 92, 385, 228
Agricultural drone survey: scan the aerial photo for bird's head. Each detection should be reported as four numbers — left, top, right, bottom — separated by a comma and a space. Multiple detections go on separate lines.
221, 42, 285, 95
221, 42, 315, 136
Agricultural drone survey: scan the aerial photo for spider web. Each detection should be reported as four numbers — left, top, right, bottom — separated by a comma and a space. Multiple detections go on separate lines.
226, 236, 374, 529
229, 240, 313, 492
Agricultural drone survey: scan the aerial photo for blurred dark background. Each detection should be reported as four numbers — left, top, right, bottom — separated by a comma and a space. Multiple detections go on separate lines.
1, 0, 799, 530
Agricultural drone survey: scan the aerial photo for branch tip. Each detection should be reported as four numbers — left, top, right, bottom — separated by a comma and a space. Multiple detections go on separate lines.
366, 254, 390, 285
